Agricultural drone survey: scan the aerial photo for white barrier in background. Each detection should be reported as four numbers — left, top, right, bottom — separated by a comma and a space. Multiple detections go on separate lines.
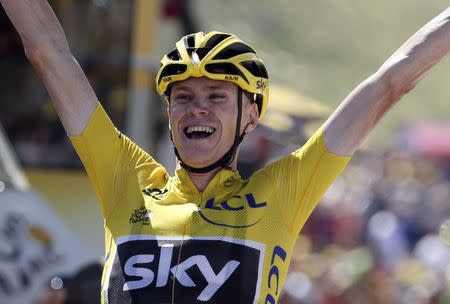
0, 190, 92, 303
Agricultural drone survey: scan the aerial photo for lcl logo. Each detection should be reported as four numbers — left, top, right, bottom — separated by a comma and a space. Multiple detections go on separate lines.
198, 193, 267, 228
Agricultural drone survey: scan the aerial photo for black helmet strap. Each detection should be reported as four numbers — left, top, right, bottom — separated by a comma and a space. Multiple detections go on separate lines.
171, 87, 248, 174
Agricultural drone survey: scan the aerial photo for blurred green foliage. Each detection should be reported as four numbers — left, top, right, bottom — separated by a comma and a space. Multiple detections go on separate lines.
191, 0, 450, 145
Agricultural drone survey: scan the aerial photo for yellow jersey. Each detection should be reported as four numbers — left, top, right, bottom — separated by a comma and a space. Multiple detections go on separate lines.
70, 103, 350, 304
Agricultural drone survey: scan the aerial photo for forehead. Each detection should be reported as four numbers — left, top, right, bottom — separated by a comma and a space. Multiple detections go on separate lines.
171, 77, 236, 92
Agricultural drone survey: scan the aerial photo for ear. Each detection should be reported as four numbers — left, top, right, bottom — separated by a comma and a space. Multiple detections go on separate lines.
244, 101, 259, 133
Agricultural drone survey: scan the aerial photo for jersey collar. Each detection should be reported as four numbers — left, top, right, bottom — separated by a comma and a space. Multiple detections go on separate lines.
173, 167, 244, 200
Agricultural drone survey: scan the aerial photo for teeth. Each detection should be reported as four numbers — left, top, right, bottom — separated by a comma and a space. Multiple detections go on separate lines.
186, 126, 215, 134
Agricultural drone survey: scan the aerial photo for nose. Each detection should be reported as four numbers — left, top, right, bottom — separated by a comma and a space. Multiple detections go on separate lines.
188, 98, 209, 116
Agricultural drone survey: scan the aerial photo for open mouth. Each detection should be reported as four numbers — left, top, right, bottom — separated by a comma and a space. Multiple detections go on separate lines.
184, 126, 216, 139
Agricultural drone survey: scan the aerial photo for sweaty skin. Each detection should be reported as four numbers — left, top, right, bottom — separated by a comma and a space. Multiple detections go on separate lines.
168, 77, 258, 190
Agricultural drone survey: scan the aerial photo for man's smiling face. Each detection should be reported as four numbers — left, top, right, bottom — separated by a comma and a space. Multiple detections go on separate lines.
168, 77, 258, 169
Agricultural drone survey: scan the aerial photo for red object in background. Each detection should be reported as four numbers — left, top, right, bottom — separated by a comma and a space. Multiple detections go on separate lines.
402, 123, 450, 159
163, 0, 182, 19
161, 0, 198, 36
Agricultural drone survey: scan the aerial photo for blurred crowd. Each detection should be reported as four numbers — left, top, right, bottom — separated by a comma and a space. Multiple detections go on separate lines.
30, 146, 450, 304
279, 150, 450, 304
0, 0, 132, 169
35, 262, 103, 304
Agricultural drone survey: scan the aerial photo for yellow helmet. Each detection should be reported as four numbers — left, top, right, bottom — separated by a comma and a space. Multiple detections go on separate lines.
155, 31, 269, 119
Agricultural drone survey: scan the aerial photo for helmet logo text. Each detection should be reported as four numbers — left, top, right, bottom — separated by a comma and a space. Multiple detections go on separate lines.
225, 75, 239, 81
256, 80, 267, 91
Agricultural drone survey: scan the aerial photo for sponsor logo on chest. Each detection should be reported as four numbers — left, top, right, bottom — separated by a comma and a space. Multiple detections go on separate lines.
108, 236, 265, 303
198, 193, 267, 228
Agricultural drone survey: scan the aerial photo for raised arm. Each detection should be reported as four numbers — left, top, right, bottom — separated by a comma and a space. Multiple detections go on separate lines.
0, 0, 98, 135
323, 6, 450, 156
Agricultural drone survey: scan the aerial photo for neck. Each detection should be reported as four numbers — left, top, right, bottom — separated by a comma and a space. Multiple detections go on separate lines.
178, 159, 238, 192
188, 168, 221, 192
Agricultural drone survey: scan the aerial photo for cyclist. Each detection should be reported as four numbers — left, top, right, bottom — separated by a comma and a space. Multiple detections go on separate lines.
1, 1, 449, 303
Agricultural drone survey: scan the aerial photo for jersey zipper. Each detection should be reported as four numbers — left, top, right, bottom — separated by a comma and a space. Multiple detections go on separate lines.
171, 191, 203, 304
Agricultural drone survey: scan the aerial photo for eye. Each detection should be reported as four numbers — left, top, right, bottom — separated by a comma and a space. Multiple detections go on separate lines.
209, 93, 226, 103
173, 94, 192, 103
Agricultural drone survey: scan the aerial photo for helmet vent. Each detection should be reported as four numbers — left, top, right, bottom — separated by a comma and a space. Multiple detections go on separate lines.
212, 42, 256, 60
205, 63, 249, 83
166, 49, 181, 61
196, 48, 210, 61
185, 35, 196, 48
240, 60, 269, 78
191, 51, 200, 64
204, 33, 232, 49
157, 64, 187, 84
